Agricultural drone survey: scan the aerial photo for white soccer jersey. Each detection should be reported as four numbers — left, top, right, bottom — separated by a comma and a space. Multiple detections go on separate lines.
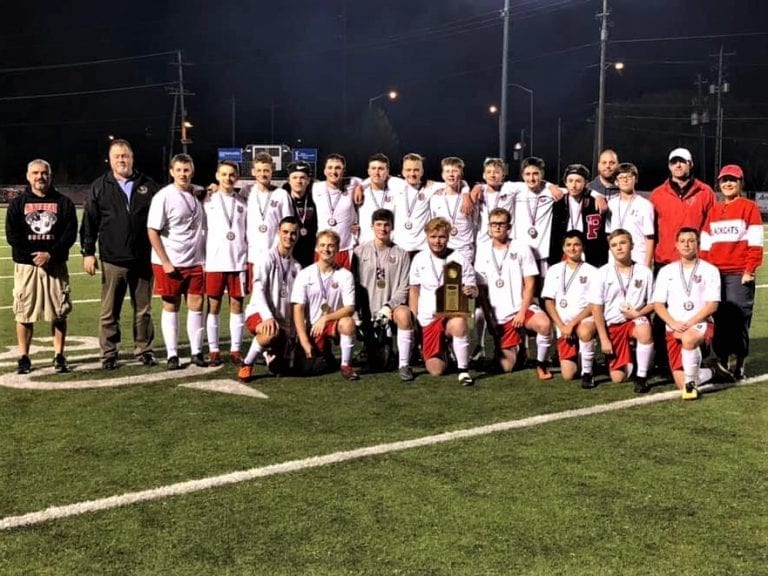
652, 258, 720, 327
588, 262, 654, 326
291, 264, 355, 326
541, 261, 598, 331
509, 182, 556, 261
476, 182, 518, 250
312, 178, 361, 252
605, 194, 655, 265
357, 180, 397, 244
204, 191, 248, 272
429, 188, 477, 257
248, 248, 302, 329
245, 185, 294, 264
147, 184, 206, 267
391, 179, 437, 252
409, 249, 476, 327
475, 239, 538, 324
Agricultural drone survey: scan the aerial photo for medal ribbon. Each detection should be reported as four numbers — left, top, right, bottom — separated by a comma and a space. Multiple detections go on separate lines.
294, 192, 309, 227
443, 192, 461, 230
526, 192, 540, 229
613, 264, 634, 303
562, 262, 583, 298
679, 259, 700, 301
429, 254, 444, 285
256, 188, 275, 222
178, 189, 198, 227
567, 196, 584, 230
491, 243, 510, 281
325, 184, 342, 222
316, 267, 333, 303
276, 249, 290, 291
404, 186, 421, 222
617, 195, 636, 229
217, 192, 236, 235
484, 185, 503, 219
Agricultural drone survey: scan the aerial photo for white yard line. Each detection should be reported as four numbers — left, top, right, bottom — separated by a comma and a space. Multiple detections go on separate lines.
1, 376, 764, 531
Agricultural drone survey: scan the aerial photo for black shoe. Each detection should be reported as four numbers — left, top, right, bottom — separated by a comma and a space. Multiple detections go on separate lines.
17, 355, 31, 375
102, 357, 118, 370
705, 358, 736, 384
734, 367, 746, 382
633, 376, 650, 394
167, 356, 181, 371
140, 352, 158, 367
54, 353, 70, 374
581, 372, 596, 389
191, 353, 208, 368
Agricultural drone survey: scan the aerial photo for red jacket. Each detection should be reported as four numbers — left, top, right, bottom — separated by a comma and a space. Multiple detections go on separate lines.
700, 197, 763, 275
650, 178, 716, 265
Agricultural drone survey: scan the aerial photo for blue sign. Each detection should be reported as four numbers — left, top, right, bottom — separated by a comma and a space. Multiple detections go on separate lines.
293, 148, 318, 163
218, 148, 243, 162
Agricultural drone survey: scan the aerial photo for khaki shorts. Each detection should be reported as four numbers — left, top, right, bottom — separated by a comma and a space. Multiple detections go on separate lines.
13, 262, 73, 323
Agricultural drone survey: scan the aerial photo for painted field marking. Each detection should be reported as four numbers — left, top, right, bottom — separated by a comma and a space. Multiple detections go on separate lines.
1, 376, 763, 531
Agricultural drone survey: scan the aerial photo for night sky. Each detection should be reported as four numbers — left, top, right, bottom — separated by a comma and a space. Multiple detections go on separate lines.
2, 0, 768, 187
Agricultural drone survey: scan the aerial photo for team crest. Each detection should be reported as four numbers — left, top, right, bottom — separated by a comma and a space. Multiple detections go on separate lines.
510, 253, 517, 260
270, 200, 278, 207
137, 185, 148, 195
417, 192, 425, 201
693, 275, 702, 283
579, 276, 588, 284
384, 196, 391, 203
237, 206, 244, 213
389, 255, 396, 263
331, 282, 338, 289
500, 194, 507, 201
634, 279, 643, 288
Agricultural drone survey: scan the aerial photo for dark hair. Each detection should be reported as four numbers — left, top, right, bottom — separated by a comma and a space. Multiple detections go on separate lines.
563, 229, 586, 244
109, 139, 133, 153
217, 161, 239, 173
521, 156, 546, 171
371, 208, 394, 225
280, 216, 300, 227
676, 226, 700, 241
325, 153, 346, 166
368, 153, 390, 167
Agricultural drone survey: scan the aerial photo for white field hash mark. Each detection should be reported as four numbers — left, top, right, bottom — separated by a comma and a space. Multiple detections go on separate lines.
1, 376, 763, 531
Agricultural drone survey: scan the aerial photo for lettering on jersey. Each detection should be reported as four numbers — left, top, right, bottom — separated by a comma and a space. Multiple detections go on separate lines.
24, 202, 59, 239
585, 213, 602, 240
709, 221, 743, 237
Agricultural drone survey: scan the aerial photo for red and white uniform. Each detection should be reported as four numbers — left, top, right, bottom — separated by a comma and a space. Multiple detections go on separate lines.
700, 198, 764, 274
409, 249, 476, 327
652, 259, 720, 327
475, 183, 517, 251
147, 184, 205, 267
312, 179, 362, 252
474, 239, 538, 323
509, 182, 557, 262
588, 263, 654, 326
290, 264, 355, 325
541, 261, 597, 336
246, 248, 302, 332
245, 185, 293, 264
390, 180, 438, 252
204, 191, 248, 272
357, 179, 397, 244
605, 194, 655, 265
429, 186, 477, 261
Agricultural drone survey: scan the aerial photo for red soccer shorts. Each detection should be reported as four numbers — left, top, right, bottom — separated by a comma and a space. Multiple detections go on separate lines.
665, 322, 714, 371
153, 264, 205, 297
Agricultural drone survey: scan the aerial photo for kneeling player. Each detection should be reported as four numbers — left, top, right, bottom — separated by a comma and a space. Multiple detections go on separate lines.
409, 218, 478, 385
542, 230, 598, 387
590, 229, 655, 392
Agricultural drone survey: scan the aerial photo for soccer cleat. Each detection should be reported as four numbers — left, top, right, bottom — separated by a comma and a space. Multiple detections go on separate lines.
167, 356, 181, 371
536, 361, 553, 381
229, 351, 243, 365
580, 372, 596, 389
208, 351, 222, 367
139, 352, 158, 367
340, 365, 360, 381
458, 371, 474, 386
633, 376, 650, 394
238, 363, 253, 382
191, 353, 208, 368
102, 357, 118, 370
17, 355, 31, 375
399, 365, 415, 382
705, 358, 736, 384
470, 345, 486, 362
54, 354, 70, 374
264, 351, 280, 376
681, 381, 699, 401
734, 367, 746, 382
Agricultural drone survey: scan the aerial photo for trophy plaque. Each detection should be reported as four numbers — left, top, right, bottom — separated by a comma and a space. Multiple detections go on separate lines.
436, 261, 470, 317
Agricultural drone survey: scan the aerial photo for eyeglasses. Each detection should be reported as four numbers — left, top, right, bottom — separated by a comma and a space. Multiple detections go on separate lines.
489, 222, 509, 228
616, 174, 636, 181
669, 158, 689, 165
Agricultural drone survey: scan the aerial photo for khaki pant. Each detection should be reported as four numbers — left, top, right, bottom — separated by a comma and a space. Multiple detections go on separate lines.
13, 262, 72, 323
100, 260, 154, 359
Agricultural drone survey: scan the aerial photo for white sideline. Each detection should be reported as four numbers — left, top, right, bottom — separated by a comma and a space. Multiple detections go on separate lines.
1, 376, 764, 531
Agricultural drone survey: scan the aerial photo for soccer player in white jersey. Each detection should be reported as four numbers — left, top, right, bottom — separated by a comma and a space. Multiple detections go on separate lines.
292, 229, 358, 380
542, 230, 598, 388
653, 227, 725, 400
605, 162, 655, 269
203, 161, 248, 366
389, 153, 437, 256
356, 153, 398, 244
147, 153, 207, 370
245, 152, 293, 271
589, 229, 655, 392
312, 154, 361, 270
475, 208, 553, 378
429, 157, 477, 263
410, 218, 478, 385
238, 217, 302, 381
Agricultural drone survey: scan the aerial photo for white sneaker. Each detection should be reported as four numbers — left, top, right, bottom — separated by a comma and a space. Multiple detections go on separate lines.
458, 371, 474, 386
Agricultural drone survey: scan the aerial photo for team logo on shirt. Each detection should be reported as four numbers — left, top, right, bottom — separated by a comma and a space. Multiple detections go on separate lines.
238, 206, 244, 213
417, 192, 425, 201
509, 253, 517, 260
137, 186, 148, 195
331, 282, 339, 288
634, 279, 643, 288
693, 275, 702, 283
271, 200, 278, 206
580, 276, 588, 284
389, 255, 396, 263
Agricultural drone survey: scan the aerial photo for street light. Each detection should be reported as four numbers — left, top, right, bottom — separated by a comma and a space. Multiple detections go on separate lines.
181, 120, 193, 146
595, 60, 624, 167
495, 83, 534, 158
368, 90, 399, 111
508, 83, 534, 156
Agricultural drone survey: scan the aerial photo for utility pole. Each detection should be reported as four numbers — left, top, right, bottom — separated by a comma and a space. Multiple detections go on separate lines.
499, 0, 511, 160
167, 50, 194, 155
231, 96, 236, 147
594, 0, 609, 169
710, 45, 733, 180
690, 74, 709, 182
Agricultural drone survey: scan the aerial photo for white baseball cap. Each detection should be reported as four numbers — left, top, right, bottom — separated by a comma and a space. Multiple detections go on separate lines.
668, 148, 693, 163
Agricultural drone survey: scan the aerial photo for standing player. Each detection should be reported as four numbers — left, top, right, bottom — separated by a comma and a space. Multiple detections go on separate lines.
312, 154, 361, 269
590, 229, 655, 392
605, 163, 654, 269
653, 228, 724, 399
356, 153, 397, 244
204, 161, 248, 366
410, 218, 479, 385
475, 208, 552, 378
429, 157, 477, 263
353, 208, 415, 380
292, 230, 358, 380
239, 217, 302, 380
284, 161, 317, 267
389, 153, 438, 257
147, 153, 207, 370
542, 230, 598, 387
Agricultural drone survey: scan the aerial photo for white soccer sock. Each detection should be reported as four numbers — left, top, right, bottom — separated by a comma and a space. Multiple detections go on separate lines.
161, 310, 179, 359
340, 334, 354, 366
474, 308, 486, 350
187, 310, 204, 355
579, 339, 595, 374
453, 335, 470, 370
397, 329, 414, 368
682, 347, 702, 384
699, 368, 713, 384
230, 313, 244, 352
636, 342, 655, 377
206, 313, 220, 353
244, 338, 264, 365
536, 333, 552, 363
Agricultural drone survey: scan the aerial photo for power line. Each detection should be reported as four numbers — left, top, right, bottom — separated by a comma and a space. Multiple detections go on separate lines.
0, 82, 172, 102
610, 30, 768, 45
0, 51, 177, 74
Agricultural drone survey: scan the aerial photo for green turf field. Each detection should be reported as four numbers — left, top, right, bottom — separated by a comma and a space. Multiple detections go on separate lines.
1, 208, 766, 575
